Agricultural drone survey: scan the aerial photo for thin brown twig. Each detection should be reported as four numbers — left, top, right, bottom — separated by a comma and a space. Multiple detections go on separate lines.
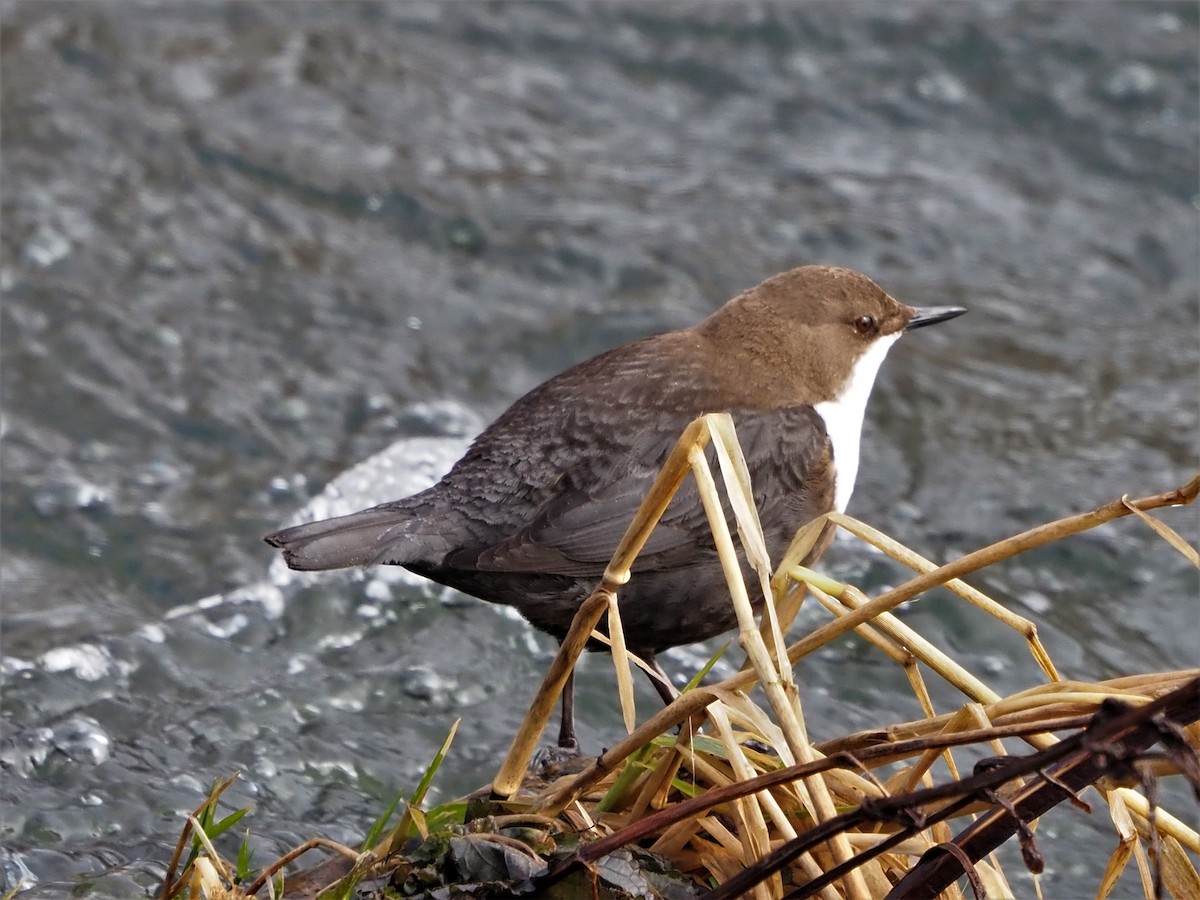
884, 679, 1200, 900
715, 679, 1200, 900
243, 837, 361, 897
531, 709, 1108, 891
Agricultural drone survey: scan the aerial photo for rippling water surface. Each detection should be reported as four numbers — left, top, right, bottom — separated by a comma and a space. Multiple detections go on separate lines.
2, 2, 1197, 896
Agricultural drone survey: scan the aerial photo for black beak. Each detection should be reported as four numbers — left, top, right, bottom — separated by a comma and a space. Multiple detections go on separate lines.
906, 305, 967, 331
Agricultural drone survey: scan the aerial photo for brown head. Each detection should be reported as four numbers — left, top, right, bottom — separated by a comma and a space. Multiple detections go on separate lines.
693, 265, 965, 408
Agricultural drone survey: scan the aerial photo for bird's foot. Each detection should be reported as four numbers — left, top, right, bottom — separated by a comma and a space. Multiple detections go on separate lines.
532, 741, 593, 778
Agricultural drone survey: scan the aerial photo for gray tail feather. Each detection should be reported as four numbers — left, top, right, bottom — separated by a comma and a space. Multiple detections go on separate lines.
265, 507, 418, 571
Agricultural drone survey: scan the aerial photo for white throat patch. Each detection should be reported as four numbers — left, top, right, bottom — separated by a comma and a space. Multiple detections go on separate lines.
813, 332, 901, 513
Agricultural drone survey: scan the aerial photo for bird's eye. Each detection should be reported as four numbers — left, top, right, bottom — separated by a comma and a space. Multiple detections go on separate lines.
853, 314, 877, 336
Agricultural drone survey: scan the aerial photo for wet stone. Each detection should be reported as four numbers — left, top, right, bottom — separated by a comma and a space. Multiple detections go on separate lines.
0, 726, 56, 776
51, 716, 112, 766
398, 665, 454, 702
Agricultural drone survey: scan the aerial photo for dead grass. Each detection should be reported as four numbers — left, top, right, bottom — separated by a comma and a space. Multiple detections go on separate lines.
162, 415, 1200, 899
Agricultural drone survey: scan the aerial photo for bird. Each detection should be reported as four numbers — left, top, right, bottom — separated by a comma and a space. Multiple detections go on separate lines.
265, 265, 965, 750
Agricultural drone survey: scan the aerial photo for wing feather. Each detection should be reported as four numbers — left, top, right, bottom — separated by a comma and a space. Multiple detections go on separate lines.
446, 407, 829, 576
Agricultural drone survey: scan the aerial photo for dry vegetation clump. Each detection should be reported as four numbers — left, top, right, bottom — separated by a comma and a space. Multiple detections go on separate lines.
161, 415, 1200, 900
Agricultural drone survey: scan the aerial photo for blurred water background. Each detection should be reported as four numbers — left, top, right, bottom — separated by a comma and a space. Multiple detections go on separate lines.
2, 2, 1197, 896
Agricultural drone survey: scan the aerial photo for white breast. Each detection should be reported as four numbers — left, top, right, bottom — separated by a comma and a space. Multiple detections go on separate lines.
813, 333, 900, 513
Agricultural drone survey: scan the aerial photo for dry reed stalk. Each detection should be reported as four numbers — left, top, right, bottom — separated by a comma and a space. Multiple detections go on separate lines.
686, 421, 868, 898
824, 511, 1062, 681
160, 412, 1198, 899
518, 418, 1197, 897
530, 448, 1195, 897
494, 419, 711, 797
767, 473, 1199, 684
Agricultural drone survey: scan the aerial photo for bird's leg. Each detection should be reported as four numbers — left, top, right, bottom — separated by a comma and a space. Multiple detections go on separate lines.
556, 667, 580, 751
642, 653, 679, 706
554, 654, 674, 753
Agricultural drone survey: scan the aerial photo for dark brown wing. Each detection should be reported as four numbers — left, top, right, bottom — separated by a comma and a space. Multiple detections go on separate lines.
445, 406, 832, 577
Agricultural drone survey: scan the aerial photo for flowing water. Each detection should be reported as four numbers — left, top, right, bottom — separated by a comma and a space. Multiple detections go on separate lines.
2, 2, 1197, 896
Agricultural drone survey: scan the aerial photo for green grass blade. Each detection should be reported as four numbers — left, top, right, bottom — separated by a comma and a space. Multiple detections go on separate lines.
595, 745, 652, 813
235, 829, 254, 882
371, 718, 461, 856
424, 800, 468, 834
681, 642, 730, 693
208, 807, 249, 840
409, 718, 460, 811
361, 792, 404, 852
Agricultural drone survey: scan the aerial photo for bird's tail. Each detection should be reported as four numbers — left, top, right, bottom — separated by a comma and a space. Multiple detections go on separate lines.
265, 507, 419, 571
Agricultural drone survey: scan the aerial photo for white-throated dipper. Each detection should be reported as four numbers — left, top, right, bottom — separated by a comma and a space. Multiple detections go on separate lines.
266, 266, 965, 748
